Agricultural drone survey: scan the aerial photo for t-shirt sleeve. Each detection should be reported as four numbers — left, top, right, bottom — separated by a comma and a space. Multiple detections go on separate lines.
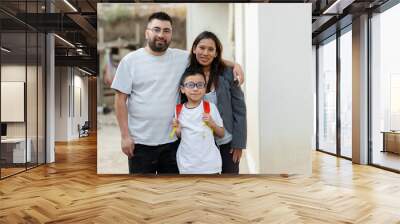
182, 49, 190, 60
210, 103, 223, 128
172, 48, 190, 65
111, 56, 133, 94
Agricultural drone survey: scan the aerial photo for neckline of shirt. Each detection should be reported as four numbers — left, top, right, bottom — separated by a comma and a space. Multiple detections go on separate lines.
184, 101, 203, 110
142, 47, 171, 58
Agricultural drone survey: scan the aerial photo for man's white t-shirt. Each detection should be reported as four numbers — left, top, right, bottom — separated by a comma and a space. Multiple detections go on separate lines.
111, 48, 189, 145
177, 101, 223, 174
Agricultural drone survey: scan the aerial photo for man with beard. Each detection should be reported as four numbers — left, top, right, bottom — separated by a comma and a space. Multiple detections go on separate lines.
111, 12, 244, 174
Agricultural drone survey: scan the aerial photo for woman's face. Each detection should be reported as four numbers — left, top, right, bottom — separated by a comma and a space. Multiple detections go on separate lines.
193, 38, 217, 67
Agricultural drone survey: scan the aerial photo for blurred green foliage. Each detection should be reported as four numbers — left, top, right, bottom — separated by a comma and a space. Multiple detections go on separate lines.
102, 5, 133, 24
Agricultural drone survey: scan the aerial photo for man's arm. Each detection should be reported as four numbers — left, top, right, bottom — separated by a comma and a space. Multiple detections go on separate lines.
114, 91, 134, 158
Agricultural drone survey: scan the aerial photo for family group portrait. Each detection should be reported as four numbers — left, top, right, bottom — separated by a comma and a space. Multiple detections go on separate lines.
97, 3, 313, 175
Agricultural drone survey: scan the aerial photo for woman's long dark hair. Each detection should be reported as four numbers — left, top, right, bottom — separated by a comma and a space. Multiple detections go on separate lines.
188, 31, 226, 93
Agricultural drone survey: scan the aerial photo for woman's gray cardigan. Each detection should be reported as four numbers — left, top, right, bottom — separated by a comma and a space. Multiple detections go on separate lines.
215, 68, 247, 149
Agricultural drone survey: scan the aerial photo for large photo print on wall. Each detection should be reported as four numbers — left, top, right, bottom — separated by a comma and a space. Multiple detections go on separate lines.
97, 3, 313, 175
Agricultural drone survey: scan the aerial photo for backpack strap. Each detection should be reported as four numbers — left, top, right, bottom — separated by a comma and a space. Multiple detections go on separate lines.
202, 101, 213, 134
170, 104, 184, 139
203, 100, 211, 114
175, 104, 184, 119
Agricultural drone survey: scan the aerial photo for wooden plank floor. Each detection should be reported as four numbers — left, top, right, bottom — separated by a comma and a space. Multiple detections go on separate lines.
1, 135, 400, 224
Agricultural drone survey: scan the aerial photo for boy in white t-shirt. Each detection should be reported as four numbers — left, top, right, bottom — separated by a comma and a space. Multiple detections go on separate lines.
172, 68, 225, 174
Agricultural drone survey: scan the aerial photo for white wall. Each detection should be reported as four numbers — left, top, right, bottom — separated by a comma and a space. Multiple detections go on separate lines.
259, 4, 312, 175
1, 65, 26, 139
72, 73, 89, 138
238, 3, 313, 175
55, 67, 68, 141
1, 65, 42, 138
1, 82, 25, 122
240, 3, 261, 173
0, 65, 26, 82
186, 3, 234, 60
312, 45, 317, 150
1, 66, 26, 125
54, 67, 89, 141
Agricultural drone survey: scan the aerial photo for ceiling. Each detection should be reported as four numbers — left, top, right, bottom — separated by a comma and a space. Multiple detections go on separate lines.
0, 0, 394, 75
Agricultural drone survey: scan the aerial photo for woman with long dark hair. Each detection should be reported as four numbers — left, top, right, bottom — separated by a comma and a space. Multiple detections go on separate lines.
185, 31, 247, 174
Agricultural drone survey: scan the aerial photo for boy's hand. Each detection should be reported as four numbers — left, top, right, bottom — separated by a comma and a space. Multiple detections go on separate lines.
202, 113, 216, 128
203, 113, 225, 138
172, 118, 181, 136
172, 118, 180, 129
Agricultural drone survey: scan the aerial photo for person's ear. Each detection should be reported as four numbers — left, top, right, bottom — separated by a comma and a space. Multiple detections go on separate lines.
180, 87, 185, 94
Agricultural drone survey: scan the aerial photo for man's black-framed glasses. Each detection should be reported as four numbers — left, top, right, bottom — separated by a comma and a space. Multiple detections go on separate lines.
182, 82, 206, 89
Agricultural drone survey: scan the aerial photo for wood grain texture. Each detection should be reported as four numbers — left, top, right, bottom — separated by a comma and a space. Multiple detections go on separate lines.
1, 134, 400, 223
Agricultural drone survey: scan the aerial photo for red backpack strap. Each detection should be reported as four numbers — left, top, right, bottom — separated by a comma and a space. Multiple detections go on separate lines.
203, 100, 211, 114
175, 104, 184, 119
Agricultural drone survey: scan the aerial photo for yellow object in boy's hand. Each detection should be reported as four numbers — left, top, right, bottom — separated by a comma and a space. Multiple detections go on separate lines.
170, 118, 180, 139
170, 127, 176, 139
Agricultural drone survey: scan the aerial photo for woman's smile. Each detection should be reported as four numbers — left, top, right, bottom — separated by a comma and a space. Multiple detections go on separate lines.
199, 56, 211, 64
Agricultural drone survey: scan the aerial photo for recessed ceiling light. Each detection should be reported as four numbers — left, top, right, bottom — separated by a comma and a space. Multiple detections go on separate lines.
63, 0, 78, 12
78, 67, 92, 76
1, 47, 11, 53
54, 34, 75, 48
322, 0, 356, 15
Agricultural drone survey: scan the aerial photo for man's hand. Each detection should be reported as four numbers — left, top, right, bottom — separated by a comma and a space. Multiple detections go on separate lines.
230, 148, 243, 163
121, 136, 134, 158
221, 59, 244, 85
232, 63, 245, 85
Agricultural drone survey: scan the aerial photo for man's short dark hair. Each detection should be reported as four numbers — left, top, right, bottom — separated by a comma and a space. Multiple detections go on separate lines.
148, 12, 173, 25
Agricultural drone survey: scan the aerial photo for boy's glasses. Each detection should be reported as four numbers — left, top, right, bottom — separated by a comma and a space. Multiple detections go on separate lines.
182, 82, 206, 89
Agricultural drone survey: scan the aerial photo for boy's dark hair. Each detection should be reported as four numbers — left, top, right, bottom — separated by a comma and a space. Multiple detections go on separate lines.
180, 67, 206, 86
148, 12, 173, 25
179, 67, 206, 104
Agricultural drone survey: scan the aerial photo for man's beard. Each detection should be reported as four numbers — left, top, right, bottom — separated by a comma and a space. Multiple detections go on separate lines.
148, 38, 170, 52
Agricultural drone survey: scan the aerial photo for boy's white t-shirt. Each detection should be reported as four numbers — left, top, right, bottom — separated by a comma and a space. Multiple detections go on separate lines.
177, 101, 223, 174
